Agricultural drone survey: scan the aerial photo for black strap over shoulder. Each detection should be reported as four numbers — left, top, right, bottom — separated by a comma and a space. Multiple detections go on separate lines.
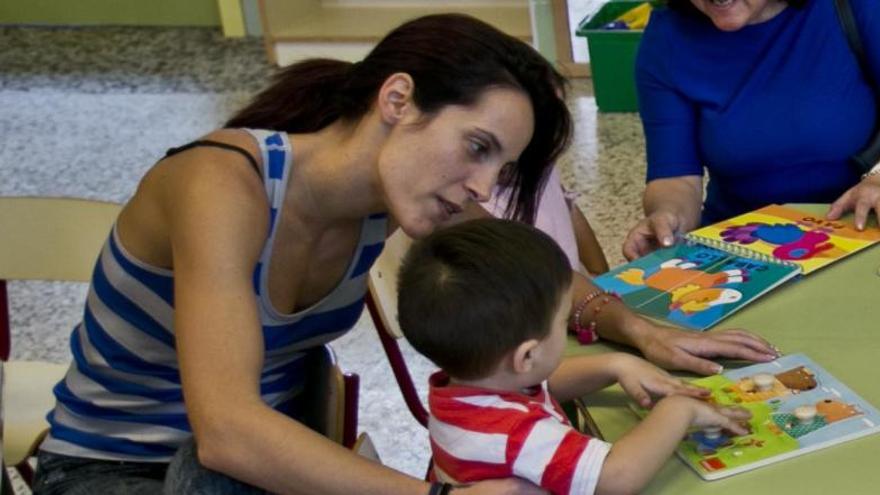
165, 140, 262, 178
834, 0, 880, 172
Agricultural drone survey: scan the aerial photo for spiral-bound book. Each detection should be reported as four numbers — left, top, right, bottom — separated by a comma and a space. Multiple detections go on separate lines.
686, 204, 880, 275
593, 204, 880, 330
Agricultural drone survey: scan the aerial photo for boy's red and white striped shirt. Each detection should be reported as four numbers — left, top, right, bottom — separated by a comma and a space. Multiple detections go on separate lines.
428, 372, 611, 495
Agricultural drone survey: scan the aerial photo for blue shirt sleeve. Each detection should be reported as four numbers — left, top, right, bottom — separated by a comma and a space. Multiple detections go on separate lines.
636, 10, 703, 181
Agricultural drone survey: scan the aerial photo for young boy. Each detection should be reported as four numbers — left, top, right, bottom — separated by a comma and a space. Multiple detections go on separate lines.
398, 219, 750, 495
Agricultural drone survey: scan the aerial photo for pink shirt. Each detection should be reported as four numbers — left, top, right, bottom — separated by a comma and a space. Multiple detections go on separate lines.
485, 167, 581, 272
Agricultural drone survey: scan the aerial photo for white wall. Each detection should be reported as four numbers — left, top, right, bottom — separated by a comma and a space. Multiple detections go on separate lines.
568, 0, 608, 62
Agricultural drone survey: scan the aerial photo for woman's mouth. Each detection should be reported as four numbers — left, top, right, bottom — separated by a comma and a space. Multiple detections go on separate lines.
437, 197, 463, 220
709, 0, 735, 8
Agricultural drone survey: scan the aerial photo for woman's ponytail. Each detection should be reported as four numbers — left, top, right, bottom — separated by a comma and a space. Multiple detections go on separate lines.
226, 58, 355, 133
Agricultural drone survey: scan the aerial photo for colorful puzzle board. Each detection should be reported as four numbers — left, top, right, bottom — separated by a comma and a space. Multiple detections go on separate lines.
638, 354, 880, 480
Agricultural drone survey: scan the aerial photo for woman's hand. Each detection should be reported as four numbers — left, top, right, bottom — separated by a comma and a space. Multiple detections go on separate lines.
623, 176, 703, 261
826, 174, 880, 230
610, 354, 710, 408
633, 323, 779, 376
622, 210, 684, 261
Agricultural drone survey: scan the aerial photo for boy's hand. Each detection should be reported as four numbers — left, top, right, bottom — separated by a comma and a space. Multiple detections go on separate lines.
613, 354, 710, 408
685, 397, 752, 436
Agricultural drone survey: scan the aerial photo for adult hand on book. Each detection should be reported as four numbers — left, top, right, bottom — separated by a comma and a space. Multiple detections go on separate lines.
622, 210, 684, 261
623, 176, 703, 261
826, 173, 880, 231
634, 323, 779, 376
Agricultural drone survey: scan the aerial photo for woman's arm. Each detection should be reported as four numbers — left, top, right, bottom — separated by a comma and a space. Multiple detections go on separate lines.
569, 273, 777, 376
570, 204, 609, 275
622, 176, 703, 261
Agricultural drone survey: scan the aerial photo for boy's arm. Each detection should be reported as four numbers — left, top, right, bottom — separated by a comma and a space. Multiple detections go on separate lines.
596, 396, 749, 495
547, 354, 622, 402
548, 353, 706, 405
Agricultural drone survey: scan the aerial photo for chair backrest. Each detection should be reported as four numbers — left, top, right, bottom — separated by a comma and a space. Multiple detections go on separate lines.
365, 228, 431, 428
0, 196, 123, 484
0, 197, 122, 283
0, 197, 122, 361
367, 228, 412, 340
300, 344, 360, 448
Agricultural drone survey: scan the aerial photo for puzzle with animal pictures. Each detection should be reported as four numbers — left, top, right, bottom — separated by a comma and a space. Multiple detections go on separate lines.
593, 204, 880, 330
642, 354, 880, 480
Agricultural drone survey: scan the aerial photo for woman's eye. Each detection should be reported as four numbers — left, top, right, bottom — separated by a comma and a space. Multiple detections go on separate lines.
468, 139, 489, 157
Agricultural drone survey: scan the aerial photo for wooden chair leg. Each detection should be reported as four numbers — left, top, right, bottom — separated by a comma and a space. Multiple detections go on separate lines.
342, 373, 360, 449
573, 398, 604, 441
365, 292, 429, 428
14, 428, 49, 487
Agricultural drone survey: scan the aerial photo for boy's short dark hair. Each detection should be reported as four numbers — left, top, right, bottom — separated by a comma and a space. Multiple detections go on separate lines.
397, 218, 573, 380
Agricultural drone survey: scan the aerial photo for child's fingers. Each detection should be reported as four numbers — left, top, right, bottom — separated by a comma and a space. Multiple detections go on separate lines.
674, 381, 711, 398
620, 379, 652, 408
721, 418, 750, 437
717, 406, 752, 436
718, 406, 752, 421
648, 377, 709, 399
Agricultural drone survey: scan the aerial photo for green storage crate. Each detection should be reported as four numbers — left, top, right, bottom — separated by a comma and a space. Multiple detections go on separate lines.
576, 1, 658, 113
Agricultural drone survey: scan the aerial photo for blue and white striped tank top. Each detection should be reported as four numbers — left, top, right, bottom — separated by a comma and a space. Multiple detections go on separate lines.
41, 129, 387, 461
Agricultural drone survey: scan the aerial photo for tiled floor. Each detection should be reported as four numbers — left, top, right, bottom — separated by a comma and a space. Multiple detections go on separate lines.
0, 25, 646, 479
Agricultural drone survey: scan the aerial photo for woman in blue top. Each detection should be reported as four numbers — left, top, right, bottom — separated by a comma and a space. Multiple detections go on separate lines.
33, 13, 775, 495
623, 0, 880, 260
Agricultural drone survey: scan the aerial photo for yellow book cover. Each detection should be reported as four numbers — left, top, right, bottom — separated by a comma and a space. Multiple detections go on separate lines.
687, 204, 880, 275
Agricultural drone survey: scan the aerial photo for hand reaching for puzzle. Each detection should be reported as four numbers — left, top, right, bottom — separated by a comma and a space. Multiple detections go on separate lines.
612, 354, 711, 408
688, 399, 752, 437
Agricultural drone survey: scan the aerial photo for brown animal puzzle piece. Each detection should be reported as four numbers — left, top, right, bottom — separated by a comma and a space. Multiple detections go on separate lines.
775, 366, 817, 391
816, 399, 861, 424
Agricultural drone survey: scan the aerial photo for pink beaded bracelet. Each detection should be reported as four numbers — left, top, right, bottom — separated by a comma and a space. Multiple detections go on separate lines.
570, 290, 621, 345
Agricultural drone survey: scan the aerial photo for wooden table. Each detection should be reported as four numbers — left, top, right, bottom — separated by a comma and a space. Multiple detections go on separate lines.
566, 204, 880, 494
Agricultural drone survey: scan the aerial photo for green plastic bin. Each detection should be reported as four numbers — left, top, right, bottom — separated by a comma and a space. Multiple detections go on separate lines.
576, 1, 658, 113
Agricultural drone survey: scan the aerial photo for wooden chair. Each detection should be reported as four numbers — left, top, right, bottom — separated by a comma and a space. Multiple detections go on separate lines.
0, 196, 123, 486
364, 229, 429, 428
301, 344, 361, 449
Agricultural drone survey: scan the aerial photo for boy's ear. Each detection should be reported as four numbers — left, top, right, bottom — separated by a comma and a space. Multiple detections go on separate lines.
376, 72, 415, 125
512, 339, 541, 374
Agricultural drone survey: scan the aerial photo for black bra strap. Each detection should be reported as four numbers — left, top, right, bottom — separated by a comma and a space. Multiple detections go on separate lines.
165, 140, 262, 178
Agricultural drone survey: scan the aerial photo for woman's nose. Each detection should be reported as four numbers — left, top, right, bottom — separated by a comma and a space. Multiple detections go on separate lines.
465, 166, 500, 202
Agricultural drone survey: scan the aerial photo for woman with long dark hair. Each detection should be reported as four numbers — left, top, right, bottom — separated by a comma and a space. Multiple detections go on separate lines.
32, 13, 774, 494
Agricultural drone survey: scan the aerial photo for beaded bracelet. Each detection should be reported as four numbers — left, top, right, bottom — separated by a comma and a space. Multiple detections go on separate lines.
571, 290, 621, 345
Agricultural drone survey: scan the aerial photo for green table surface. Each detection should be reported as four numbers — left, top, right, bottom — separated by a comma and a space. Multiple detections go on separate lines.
566, 204, 880, 494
